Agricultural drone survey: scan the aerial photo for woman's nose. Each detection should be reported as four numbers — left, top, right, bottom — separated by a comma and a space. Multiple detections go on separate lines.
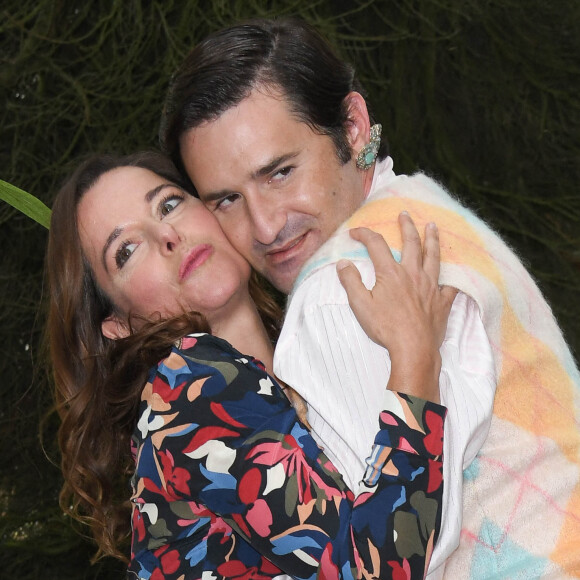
156, 223, 181, 255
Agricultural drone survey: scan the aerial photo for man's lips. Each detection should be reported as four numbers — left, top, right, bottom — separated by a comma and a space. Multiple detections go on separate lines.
179, 244, 213, 280
265, 233, 308, 265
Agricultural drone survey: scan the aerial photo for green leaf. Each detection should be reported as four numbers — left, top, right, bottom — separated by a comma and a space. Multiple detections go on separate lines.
0, 180, 51, 230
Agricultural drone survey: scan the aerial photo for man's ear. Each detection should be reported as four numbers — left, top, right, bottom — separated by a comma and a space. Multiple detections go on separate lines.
344, 91, 372, 152
101, 315, 130, 340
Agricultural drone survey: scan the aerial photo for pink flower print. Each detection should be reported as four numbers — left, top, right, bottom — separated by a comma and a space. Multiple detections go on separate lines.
247, 437, 343, 505
180, 336, 198, 350
246, 499, 273, 537
319, 544, 340, 579
238, 468, 273, 537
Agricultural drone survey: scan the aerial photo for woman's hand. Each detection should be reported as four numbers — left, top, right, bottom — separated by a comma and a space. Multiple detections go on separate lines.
336, 212, 457, 402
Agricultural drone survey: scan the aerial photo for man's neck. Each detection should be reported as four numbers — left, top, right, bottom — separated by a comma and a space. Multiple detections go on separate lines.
362, 165, 376, 200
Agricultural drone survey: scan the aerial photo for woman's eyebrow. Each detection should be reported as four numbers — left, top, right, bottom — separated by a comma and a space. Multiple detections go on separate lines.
145, 183, 174, 203
102, 227, 122, 273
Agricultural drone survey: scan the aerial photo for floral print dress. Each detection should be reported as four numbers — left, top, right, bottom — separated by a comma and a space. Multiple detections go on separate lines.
127, 334, 446, 580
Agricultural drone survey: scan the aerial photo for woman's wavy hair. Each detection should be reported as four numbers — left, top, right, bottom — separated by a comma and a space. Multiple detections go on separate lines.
46, 151, 282, 561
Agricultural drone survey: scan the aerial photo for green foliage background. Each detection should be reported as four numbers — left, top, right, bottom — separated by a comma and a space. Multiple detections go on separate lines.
1, 0, 579, 577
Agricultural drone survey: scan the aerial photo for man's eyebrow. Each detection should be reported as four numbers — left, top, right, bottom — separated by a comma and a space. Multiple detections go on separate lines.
200, 153, 299, 204
252, 152, 298, 179
101, 183, 175, 272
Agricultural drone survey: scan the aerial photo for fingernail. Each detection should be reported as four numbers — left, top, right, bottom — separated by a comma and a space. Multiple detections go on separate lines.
336, 259, 351, 271
427, 222, 437, 230
400, 210, 409, 216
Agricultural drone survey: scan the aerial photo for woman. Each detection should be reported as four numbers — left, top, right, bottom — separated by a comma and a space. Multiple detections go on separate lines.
46, 151, 455, 579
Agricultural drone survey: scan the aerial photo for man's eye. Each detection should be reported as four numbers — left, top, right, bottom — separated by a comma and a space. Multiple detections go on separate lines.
215, 193, 240, 210
269, 166, 293, 183
160, 196, 182, 216
115, 242, 137, 269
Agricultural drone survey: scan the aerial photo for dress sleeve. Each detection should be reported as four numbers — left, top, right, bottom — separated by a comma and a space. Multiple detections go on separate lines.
129, 335, 445, 580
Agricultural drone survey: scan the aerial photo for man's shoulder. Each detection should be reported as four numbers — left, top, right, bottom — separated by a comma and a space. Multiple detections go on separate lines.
289, 172, 453, 297
289, 228, 376, 304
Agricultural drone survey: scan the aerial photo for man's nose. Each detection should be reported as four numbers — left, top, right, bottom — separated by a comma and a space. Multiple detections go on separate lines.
247, 197, 287, 247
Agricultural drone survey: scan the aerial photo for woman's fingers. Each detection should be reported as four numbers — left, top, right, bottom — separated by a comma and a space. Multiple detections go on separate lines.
398, 212, 441, 286
338, 228, 398, 335
399, 212, 423, 271
348, 227, 396, 273
422, 221, 441, 284
336, 257, 368, 313
348, 216, 435, 280
336, 215, 455, 402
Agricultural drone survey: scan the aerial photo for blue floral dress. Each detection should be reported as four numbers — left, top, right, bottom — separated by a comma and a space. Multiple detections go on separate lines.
127, 334, 446, 580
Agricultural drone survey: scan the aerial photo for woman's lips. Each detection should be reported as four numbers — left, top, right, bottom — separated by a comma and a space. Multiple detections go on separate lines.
179, 244, 213, 280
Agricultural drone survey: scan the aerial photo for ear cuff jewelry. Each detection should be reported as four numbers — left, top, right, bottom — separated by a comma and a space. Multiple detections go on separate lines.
356, 124, 382, 170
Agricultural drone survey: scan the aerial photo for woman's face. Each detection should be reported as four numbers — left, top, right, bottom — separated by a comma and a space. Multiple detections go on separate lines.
77, 166, 251, 337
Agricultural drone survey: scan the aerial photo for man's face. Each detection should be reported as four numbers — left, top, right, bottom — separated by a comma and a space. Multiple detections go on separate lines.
179, 88, 367, 293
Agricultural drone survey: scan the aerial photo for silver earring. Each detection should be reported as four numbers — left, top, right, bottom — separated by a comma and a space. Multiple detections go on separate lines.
356, 124, 382, 170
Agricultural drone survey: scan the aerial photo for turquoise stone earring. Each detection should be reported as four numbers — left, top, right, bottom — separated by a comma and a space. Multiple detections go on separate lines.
356, 124, 382, 170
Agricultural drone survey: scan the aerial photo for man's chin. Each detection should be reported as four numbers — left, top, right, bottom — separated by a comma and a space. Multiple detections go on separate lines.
265, 269, 297, 295
261, 257, 310, 294
265, 233, 323, 293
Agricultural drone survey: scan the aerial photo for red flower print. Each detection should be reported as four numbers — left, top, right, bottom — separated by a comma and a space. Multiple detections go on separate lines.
131, 502, 146, 543
217, 559, 278, 580
423, 410, 444, 456
211, 401, 247, 429
151, 545, 181, 579
159, 449, 191, 498
160, 548, 181, 575
183, 426, 240, 453
151, 375, 187, 402
238, 468, 262, 504
427, 458, 443, 493
388, 558, 411, 580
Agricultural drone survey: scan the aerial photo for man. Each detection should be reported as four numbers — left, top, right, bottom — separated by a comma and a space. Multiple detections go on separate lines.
161, 18, 580, 578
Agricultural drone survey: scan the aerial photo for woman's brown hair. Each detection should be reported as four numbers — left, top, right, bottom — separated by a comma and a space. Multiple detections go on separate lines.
46, 151, 283, 561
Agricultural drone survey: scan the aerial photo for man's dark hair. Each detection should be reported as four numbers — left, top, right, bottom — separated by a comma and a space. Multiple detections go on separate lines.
160, 17, 387, 178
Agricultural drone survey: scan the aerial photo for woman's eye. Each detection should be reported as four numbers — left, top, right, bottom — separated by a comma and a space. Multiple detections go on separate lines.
115, 242, 138, 269
160, 196, 182, 216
